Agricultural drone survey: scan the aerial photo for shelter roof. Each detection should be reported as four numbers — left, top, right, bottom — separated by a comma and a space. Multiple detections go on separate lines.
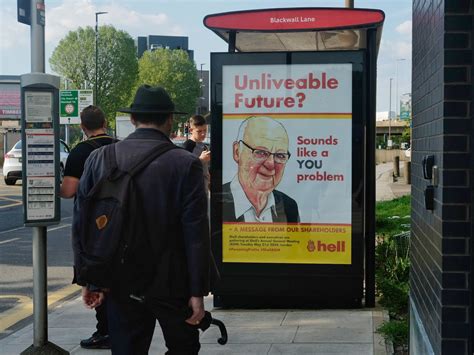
204, 8, 384, 54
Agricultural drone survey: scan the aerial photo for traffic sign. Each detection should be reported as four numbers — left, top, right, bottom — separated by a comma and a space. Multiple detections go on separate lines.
17, 0, 31, 25
60, 90, 94, 124
60, 90, 79, 124
79, 90, 93, 113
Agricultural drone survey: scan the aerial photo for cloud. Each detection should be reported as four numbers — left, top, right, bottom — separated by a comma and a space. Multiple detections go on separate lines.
379, 39, 412, 61
45, 0, 184, 45
396, 21, 412, 36
0, 6, 29, 50
395, 41, 412, 58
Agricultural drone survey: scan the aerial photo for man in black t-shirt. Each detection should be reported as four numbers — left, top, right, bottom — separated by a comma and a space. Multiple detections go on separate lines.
60, 105, 116, 349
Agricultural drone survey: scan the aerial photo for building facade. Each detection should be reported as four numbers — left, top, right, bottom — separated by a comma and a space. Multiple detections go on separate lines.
411, 1, 473, 354
135, 35, 194, 60
0, 76, 21, 163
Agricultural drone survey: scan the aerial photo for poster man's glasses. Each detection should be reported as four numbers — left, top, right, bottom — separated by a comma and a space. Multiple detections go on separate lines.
239, 140, 291, 164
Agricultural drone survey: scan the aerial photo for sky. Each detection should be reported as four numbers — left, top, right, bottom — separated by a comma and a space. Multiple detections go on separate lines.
0, 0, 412, 113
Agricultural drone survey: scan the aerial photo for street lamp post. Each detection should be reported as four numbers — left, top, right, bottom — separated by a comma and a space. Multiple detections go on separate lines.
395, 58, 406, 118
95, 11, 107, 106
388, 78, 393, 147
199, 63, 205, 114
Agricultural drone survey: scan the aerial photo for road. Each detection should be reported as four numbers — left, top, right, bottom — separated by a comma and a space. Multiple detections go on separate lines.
0, 180, 78, 339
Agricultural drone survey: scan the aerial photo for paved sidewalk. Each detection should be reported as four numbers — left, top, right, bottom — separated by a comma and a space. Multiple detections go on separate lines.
0, 162, 409, 354
376, 162, 411, 201
0, 295, 388, 354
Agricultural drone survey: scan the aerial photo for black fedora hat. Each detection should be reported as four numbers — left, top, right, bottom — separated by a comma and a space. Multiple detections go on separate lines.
118, 85, 186, 114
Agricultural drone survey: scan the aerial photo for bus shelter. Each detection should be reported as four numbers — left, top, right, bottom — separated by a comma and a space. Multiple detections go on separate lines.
204, 7, 384, 308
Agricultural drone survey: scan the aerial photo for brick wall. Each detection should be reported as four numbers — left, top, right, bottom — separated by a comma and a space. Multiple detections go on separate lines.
411, 0, 473, 354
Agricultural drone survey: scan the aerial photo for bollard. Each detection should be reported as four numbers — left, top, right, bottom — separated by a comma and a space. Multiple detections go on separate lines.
404, 161, 411, 185
393, 156, 400, 177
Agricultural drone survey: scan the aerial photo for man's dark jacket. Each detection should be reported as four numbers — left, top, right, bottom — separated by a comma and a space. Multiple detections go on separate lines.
221, 182, 300, 223
72, 128, 211, 298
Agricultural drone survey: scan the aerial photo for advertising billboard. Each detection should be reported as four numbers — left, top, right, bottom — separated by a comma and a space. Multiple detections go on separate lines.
221, 63, 352, 265
0, 83, 21, 119
399, 93, 411, 120
211, 50, 367, 307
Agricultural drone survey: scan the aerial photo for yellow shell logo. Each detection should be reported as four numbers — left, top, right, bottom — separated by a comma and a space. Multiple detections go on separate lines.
307, 240, 315, 252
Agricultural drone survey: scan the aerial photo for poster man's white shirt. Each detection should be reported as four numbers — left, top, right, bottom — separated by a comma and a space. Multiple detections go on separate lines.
230, 175, 277, 222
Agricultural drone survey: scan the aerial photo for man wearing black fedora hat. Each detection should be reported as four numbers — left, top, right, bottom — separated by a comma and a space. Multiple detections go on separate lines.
73, 85, 211, 354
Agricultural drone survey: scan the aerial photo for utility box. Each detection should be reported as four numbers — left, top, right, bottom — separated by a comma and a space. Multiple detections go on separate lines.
205, 7, 384, 308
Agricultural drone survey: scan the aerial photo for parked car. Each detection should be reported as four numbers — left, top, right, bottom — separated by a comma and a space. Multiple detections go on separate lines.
3, 140, 70, 186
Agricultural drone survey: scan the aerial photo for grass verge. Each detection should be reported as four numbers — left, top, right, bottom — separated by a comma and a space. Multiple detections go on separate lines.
375, 195, 410, 355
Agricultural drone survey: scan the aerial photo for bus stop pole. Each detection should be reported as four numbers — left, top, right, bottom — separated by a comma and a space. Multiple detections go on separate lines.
365, 28, 377, 308
32, 227, 48, 346
31, 0, 49, 347
19, 1, 67, 354
31, 0, 45, 73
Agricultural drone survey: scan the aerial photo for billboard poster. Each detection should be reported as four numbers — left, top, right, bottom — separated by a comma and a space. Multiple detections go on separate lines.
221, 63, 352, 265
399, 93, 411, 120
0, 83, 21, 119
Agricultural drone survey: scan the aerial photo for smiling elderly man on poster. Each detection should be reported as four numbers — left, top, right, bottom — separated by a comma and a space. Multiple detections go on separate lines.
222, 116, 300, 223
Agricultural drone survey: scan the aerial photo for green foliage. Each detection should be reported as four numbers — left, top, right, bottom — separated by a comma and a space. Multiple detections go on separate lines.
377, 319, 409, 351
50, 25, 138, 127
136, 48, 200, 125
377, 277, 409, 316
401, 126, 411, 144
376, 231, 410, 318
64, 126, 83, 150
376, 135, 387, 149
376, 196, 411, 220
376, 196, 411, 349
376, 196, 411, 236
50, 27, 95, 89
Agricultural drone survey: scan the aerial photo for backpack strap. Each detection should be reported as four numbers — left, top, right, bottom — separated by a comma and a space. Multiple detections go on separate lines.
103, 144, 119, 173
85, 136, 119, 150
84, 139, 102, 149
102, 142, 178, 180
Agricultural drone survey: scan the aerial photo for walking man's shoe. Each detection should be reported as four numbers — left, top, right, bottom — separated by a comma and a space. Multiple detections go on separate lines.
80, 332, 111, 349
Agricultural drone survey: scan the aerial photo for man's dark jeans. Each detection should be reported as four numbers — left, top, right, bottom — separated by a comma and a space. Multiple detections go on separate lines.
106, 294, 200, 354
95, 301, 108, 335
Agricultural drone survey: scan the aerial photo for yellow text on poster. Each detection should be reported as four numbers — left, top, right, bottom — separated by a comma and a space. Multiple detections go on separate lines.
223, 223, 351, 264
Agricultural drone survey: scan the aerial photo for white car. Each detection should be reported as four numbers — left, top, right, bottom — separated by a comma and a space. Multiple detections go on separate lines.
3, 140, 70, 186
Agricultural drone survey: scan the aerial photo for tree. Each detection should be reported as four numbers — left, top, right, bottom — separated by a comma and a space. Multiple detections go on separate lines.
136, 48, 200, 126
50, 25, 138, 127
401, 125, 411, 145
